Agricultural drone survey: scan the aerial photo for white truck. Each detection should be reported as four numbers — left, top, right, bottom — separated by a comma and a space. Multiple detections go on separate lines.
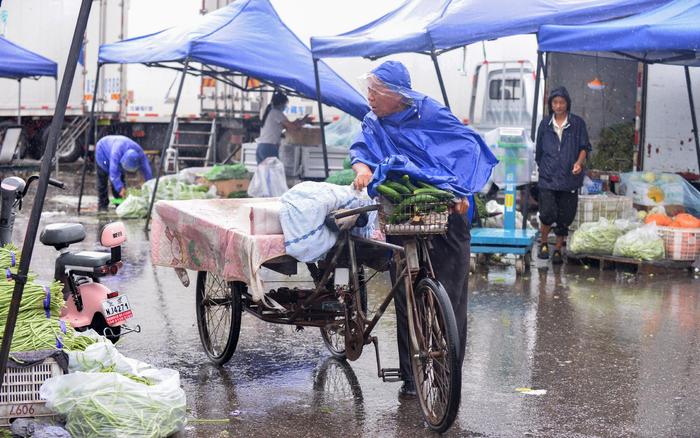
0, 0, 259, 163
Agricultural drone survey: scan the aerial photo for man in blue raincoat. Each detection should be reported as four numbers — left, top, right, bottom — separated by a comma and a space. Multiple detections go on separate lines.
95, 135, 153, 211
351, 61, 497, 397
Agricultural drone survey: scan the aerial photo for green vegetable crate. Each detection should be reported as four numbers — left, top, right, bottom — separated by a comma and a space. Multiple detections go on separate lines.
377, 177, 452, 235
0, 356, 63, 426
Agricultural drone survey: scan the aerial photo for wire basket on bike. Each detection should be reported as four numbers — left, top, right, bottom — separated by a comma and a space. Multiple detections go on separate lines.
376, 177, 453, 235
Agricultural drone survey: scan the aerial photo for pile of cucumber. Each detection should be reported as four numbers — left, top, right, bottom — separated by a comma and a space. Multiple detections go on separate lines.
376, 175, 454, 224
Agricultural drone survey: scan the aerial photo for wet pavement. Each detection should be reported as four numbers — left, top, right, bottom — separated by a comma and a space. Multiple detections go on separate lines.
5, 168, 700, 437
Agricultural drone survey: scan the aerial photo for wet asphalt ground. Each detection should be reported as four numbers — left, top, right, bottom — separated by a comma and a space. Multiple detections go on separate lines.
5, 167, 700, 437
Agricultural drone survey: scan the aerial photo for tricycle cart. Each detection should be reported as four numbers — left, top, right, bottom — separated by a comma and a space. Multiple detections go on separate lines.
151, 198, 462, 432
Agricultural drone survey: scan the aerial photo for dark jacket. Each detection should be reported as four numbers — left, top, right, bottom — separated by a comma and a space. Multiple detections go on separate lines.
535, 87, 591, 191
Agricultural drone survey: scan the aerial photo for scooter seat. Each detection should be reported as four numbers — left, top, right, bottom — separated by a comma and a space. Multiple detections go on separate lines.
40, 223, 86, 248
60, 251, 112, 269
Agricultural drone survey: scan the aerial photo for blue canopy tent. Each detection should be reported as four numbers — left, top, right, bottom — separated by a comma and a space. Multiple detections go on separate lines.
309, 0, 672, 237
311, 0, 672, 108
537, 0, 700, 173
0, 37, 58, 123
78, 0, 369, 226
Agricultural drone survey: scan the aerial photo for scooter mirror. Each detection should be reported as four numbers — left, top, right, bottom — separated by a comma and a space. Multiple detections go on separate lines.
101, 221, 127, 248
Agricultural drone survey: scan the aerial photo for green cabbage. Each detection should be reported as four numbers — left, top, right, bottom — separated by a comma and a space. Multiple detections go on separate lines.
613, 225, 665, 260
569, 219, 625, 255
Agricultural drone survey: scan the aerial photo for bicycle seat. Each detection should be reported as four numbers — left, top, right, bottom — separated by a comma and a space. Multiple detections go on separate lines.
40, 223, 86, 249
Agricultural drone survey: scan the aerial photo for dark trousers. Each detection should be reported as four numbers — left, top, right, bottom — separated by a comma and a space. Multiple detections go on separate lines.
390, 212, 471, 382
256, 143, 279, 164
96, 166, 122, 209
538, 188, 579, 236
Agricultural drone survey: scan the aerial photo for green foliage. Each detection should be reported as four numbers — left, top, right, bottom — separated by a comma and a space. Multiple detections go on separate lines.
590, 122, 634, 171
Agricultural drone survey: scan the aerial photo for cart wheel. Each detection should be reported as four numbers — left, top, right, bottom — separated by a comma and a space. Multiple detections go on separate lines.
515, 254, 531, 275
320, 322, 346, 359
409, 278, 461, 433
196, 271, 242, 365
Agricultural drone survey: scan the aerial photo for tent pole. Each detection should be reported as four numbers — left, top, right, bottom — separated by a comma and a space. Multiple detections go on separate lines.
431, 52, 450, 109
144, 58, 190, 231
684, 66, 700, 175
0, 0, 93, 392
16, 79, 21, 125
77, 63, 102, 215
638, 63, 649, 171
313, 58, 329, 178
530, 51, 543, 142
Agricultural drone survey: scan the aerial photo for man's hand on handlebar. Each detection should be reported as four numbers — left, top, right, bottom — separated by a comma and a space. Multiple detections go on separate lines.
451, 198, 469, 215
352, 162, 372, 191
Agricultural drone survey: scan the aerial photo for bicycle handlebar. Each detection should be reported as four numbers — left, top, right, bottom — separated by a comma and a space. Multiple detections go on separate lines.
21, 175, 65, 198
333, 204, 380, 219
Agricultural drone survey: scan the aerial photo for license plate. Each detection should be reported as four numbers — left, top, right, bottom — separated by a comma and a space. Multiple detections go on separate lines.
101, 295, 133, 325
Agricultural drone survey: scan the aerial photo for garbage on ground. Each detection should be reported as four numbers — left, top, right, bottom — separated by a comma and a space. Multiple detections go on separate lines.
247, 157, 288, 198
41, 341, 186, 438
515, 387, 547, 395
569, 218, 628, 255
613, 223, 666, 261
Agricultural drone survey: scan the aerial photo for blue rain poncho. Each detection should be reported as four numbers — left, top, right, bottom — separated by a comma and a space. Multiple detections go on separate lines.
350, 61, 498, 199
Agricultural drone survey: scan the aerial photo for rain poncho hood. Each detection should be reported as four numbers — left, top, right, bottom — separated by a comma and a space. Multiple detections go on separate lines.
351, 61, 498, 198
548, 86, 572, 114
120, 149, 141, 172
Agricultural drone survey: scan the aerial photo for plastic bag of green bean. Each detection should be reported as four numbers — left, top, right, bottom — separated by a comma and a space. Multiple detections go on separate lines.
41, 342, 186, 437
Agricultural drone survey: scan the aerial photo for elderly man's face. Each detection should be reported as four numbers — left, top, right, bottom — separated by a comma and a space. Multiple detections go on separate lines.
367, 78, 405, 117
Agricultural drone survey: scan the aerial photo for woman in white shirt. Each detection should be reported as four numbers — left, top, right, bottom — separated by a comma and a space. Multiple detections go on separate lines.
256, 91, 310, 163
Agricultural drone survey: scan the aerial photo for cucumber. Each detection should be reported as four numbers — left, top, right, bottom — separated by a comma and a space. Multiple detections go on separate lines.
377, 184, 401, 203
416, 181, 438, 190
396, 194, 439, 211
413, 187, 454, 200
401, 175, 419, 192
388, 212, 411, 224
385, 181, 411, 195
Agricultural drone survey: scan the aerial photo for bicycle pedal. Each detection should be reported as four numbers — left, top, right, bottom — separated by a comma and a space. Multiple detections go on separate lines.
380, 367, 402, 382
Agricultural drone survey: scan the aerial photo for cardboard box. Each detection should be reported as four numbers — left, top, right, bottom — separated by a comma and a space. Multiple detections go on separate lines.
196, 177, 250, 197
284, 126, 321, 145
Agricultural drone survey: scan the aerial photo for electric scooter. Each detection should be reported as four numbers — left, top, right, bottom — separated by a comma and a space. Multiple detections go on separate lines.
0, 175, 138, 342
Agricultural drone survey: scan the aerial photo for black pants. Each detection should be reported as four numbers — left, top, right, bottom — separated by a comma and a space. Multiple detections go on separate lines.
538, 188, 578, 237
390, 212, 471, 383
96, 166, 123, 209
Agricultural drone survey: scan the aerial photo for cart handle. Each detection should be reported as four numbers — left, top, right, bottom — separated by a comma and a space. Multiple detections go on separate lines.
333, 204, 380, 219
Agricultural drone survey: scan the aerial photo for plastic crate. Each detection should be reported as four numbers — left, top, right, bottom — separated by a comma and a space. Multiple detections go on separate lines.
571, 195, 633, 230
378, 195, 449, 235
0, 357, 63, 426
657, 227, 700, 261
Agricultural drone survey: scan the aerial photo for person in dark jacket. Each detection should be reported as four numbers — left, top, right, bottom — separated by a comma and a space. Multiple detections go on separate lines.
535, 86, 590, 264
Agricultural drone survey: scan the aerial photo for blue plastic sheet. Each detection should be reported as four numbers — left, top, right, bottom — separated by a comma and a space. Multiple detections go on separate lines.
0, 37, 57, 79
538, 0, 700, 66
311, 0, 671, 59
98, 0, 368, 120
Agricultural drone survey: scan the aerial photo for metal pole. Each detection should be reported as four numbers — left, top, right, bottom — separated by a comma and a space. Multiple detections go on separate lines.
144, 58, 190, 231
0, 0, 93, 391
530, 51, 543, 142
77, 63, 102, 214
431, 52, 450, 109
639, 63, 649, 171
16, 79, 21, 125
313, 58, 329, 178
684, 66, 700, 175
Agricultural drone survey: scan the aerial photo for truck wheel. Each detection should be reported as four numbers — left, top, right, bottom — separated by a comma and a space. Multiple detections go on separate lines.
41, 126, 85, 163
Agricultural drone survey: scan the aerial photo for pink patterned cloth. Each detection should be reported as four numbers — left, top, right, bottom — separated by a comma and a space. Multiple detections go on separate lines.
150, 198, 287, 301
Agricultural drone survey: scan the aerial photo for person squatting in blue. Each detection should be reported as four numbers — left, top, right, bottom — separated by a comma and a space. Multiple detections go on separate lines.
95, 135, 153, 211
350, 60, 497, 397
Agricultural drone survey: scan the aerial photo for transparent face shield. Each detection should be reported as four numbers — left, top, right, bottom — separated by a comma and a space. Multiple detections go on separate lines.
358, 73, 413, 117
